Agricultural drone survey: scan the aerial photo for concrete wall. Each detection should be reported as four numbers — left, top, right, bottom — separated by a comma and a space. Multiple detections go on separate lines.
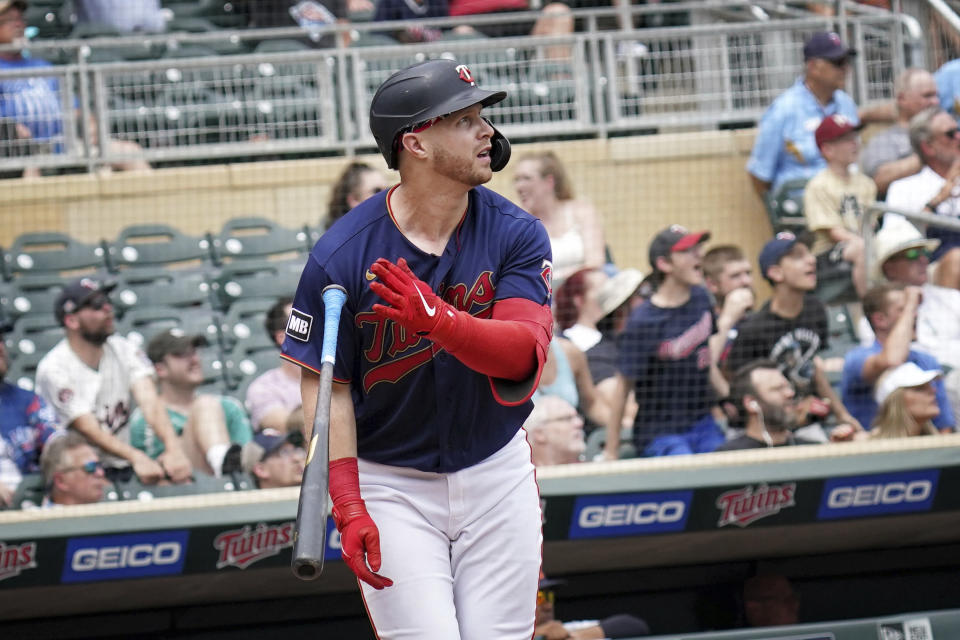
0, 129, 772, 275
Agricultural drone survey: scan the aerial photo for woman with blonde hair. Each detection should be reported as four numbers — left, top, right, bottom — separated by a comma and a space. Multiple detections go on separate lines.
872, 363, 942, 439
513, 151, 608, 286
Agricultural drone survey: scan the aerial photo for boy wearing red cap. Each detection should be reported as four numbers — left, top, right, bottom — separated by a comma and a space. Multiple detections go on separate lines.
803, 114, 877, 297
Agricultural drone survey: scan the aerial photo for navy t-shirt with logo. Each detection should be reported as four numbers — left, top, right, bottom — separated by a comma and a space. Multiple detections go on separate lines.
617, 286, 716, 449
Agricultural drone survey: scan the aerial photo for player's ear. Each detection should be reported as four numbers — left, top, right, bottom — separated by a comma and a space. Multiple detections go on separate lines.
400, 131, 429, 162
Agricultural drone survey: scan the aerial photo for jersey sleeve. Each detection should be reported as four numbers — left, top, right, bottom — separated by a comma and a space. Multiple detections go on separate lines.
35, 360, 94, 426
494, 217, 553, 305
280, 256, 356, 383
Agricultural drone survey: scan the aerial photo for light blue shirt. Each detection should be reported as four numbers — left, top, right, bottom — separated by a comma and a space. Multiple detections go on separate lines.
747, 77, 859, 194
75, 0, 165, 34
935, 58, 960, 117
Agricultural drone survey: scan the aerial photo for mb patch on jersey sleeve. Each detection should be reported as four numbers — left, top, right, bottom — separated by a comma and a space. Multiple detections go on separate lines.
286, 308, 313, 342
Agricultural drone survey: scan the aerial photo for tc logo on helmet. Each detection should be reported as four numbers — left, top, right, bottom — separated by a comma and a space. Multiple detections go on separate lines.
455, 64, 475, 86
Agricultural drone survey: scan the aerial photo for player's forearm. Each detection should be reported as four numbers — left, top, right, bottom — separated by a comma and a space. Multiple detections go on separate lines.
328, 381, 358, 461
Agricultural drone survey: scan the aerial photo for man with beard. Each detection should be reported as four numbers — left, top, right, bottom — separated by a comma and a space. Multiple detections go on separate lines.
281, 60, 552, 638
35, 278, 191, 485
726, 233, 860, 440
717, 360, 818, 449
0, 317, 58, 507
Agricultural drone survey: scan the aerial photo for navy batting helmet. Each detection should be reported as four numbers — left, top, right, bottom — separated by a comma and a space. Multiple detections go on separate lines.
369, 59, 511, 171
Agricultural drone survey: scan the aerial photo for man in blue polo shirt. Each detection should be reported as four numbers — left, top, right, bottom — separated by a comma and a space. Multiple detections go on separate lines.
747, 31, 860, 202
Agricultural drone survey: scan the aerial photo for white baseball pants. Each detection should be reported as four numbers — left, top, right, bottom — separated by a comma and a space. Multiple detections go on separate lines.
357, 429, 542, 640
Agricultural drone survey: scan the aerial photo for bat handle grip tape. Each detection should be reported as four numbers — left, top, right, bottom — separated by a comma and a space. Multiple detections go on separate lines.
320, 285, 347, 365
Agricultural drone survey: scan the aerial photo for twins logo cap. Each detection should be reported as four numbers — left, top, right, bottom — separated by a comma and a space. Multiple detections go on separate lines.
803, 31, 857, 62
648, 225, 710, 270
54, 277, 117, 325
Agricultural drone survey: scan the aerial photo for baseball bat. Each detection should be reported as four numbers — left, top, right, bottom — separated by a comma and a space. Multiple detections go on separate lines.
291, 284, 347, 581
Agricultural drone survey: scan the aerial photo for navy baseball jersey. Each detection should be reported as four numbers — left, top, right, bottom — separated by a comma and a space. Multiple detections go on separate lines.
281, 185, 552, 473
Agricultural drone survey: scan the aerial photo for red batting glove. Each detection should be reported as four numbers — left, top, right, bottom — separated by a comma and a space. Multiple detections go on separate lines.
369, 258, 459, 338
329, 457, 393, 590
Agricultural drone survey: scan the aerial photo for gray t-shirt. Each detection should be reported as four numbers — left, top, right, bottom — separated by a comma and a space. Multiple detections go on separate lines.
859, 124, 912, 179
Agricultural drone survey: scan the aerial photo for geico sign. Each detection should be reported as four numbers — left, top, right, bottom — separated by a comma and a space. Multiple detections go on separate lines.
827, 480, 932, 509
578, 501, 686, 528
71, 542, 182, 572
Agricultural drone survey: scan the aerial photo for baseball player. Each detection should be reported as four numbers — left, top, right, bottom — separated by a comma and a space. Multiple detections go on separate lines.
281, 59, 554, 639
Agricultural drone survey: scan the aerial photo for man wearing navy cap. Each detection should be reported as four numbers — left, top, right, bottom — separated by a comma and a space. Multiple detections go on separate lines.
727, 233, 861, 439
604, 225, 726, 459
35, 278, 192, 485
747, 31, 860, 202
244, 429, 306, 489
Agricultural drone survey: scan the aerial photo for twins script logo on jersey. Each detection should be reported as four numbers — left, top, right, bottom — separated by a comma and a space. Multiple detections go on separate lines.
356, 271, 495, 392
0, 540, 37, 582
716, 483, 796, 528
540, 259, 553, 298
213, 521, 295, 569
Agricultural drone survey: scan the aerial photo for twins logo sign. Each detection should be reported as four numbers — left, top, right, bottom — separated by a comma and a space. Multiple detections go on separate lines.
716, 483, 796, 528
0, 540, 37, 582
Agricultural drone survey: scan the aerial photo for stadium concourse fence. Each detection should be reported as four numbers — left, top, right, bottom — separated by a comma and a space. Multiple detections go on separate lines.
0, 3, 923, 173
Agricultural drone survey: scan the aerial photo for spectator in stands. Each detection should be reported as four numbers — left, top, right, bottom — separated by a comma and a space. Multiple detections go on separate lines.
726, 232, 861, 439
129, 329, 253, 478
325, 161, 388, 230
872, 219, 960, 418
703, 245, 755, 375
747, 31, 859, 203
0, 319, 58, 507
604, 226, 725, 459
245, 297, 304, 433
39, 431, 109, 506
935, 57, 960, 118
743, 574, 800, 628
0, 1, 65, 150
843, 283, 954, 432
535, 574, 651, 639
35, 278, 192, 485
555, 267, 642, 435
803, 113, 874, 298
448, 1, 574, 61
514, 151, 607, 286
884, 106, 960, 290
74, 0, 165, 34
871, 363, 942, 438
717, 360, 819, 450
244, 429, 305, 489
524, 395, 585, 467
536, 334, 610, 434
237, 0, 350, 48
860, 68, 939, 197
372, 0, 448, 43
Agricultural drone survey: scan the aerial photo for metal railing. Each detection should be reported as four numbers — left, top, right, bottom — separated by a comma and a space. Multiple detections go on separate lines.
0, 4, 924, 172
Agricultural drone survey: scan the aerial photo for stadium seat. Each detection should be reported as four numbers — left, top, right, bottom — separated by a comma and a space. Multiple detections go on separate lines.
106, 224, 214, 271
117, 305, 222, 353
225, 332, 280, 396
765, 178, 809, 235
5, 317, 64, 362
211, 217, 311, 265
7, 273, 68, 320
4, 231, 109, 280
208, 258, 304, 310
112, 267, 213, 315
219, 297, 276, 350
584, 426, 637, 460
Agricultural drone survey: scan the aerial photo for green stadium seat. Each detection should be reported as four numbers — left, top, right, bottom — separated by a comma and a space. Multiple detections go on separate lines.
208, 258, 304, 311
112, 267, 214, 315
219, 297, 277, 351
765, 178, 809, 235
7, 273, 68, 320
9, 473, 45, 510
584, 426, 637, 460
5, 317, 64, 361
106, 224, 214, 271
4, 231, 109, 280
117, 305, 222, 353
211, 217, 311, 265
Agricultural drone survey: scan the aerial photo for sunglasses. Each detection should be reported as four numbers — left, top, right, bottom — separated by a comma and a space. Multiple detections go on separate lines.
536, 590, 555, 606
897, 248, 931, 261
80, 295, 110, 311
939, 128, 960, 139
61, 460, 103, 475
827, 57, 851, 68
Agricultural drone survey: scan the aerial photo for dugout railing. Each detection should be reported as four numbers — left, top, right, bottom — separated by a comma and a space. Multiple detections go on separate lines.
0, 3, 922, 173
